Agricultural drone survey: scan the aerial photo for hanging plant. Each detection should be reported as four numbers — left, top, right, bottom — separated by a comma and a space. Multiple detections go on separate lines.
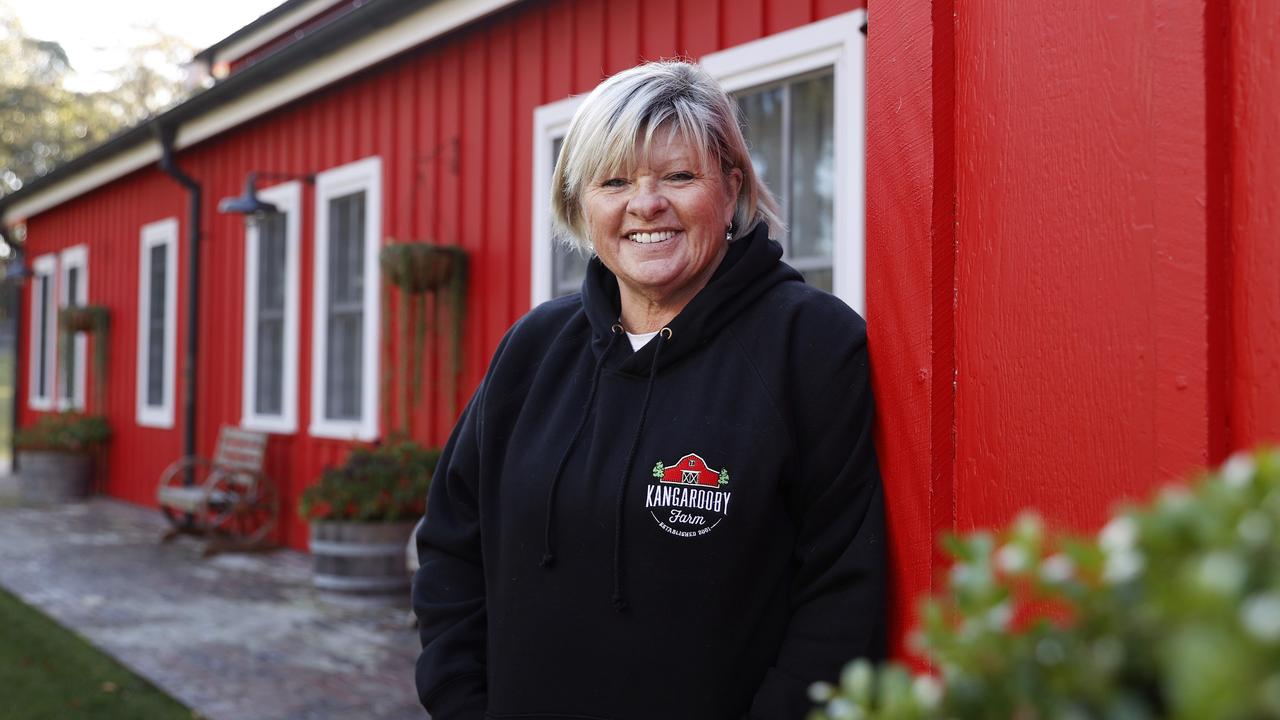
378, 242, 468, 432
57, 304, 110, 414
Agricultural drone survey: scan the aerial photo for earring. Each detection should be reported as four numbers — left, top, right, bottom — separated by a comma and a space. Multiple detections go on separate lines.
724, 224, 734, 242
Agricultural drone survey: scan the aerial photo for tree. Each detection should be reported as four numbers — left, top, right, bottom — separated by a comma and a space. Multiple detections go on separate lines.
0, 7, 194, 197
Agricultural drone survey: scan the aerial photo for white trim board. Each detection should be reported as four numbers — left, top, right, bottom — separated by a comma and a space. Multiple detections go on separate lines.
530, 95, 585, 309
214, 0, 346, 67
1, 0, 521, 226
310, 156, 382, 441
241, 182, 302, 434
27, 254, 57, 411
136, 217, 180, 429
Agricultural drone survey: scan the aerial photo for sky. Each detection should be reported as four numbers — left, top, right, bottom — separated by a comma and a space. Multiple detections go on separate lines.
3, 0, 285, 91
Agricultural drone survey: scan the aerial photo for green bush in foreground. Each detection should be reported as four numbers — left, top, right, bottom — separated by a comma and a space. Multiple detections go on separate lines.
811, 448, 1280, 720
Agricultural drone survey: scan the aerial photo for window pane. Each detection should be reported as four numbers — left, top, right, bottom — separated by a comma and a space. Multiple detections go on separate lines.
62, 267, 81, 403
325, 193, 364, 420
735, 85, 786, 227
258, 214, 286, 313
255, 318, 283, 415
254, 213, 287, 416
789, 73, 835, 270
549, 136, 589, 298
147, 244, 167, 406
36, 276, 49, 397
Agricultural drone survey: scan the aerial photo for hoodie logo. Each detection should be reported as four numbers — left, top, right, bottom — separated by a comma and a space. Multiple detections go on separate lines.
645, 453, 731, 538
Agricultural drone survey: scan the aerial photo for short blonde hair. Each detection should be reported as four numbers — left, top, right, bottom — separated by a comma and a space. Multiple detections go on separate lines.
551, 61, 784, 253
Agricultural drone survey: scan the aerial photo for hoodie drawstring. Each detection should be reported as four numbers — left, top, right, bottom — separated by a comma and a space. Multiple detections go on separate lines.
610, 327, 669, 611
540, 325, 624, 568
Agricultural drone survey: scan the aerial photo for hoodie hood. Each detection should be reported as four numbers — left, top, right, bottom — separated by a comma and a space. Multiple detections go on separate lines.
581, 221, 801, 374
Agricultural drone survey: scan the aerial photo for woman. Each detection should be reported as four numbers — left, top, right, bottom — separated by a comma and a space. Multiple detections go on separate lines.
413, 61, 885, 720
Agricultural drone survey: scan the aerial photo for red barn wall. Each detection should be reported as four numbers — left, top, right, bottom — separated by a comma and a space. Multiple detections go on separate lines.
866, 0, 1280, 660
18, 0, 859, 553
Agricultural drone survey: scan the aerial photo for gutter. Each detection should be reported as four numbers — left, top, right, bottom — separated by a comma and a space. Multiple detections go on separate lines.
154, 125, 201, 466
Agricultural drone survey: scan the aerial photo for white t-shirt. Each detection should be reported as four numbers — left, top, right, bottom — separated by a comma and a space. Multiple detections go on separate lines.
626, 331, 659, 351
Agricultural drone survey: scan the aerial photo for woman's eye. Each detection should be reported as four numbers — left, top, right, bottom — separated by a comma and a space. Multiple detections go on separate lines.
601, 178, 628, 188
667, 172, 695, 182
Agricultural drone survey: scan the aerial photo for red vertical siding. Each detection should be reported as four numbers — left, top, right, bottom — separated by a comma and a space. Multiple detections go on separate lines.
865, 0, 951, 664
953, 1, 1211, 531
1229, 0, 1280, 450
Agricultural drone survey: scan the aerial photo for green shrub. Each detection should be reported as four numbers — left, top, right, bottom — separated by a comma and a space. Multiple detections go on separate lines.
810, 448, 1280, 720
14, 412, 111, 453
298, 434, 440, 523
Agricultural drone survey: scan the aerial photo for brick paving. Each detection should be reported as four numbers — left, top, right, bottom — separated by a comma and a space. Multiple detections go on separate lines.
0, 482, 425, 720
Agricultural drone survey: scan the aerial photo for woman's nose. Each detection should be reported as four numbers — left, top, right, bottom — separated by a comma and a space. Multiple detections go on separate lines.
626, 182, 668, 219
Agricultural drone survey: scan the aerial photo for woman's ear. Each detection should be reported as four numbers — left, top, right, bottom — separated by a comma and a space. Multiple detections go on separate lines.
724, 167, 743, 223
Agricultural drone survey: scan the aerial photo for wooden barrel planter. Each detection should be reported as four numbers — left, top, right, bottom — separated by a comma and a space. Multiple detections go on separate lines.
309, 520, 417, 594
17, 450, 94, 504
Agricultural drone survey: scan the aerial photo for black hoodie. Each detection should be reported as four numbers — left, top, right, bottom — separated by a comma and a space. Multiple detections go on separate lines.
413, 223, 886, 720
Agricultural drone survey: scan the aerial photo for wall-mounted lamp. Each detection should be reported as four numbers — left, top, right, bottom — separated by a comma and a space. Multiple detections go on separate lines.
217, 171, 314, 223
3, 246, 32, 286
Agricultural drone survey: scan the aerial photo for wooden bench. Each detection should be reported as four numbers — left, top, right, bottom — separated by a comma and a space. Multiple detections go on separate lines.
156, 426, 278, 555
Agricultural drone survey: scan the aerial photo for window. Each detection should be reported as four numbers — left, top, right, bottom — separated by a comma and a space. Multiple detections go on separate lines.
531, 98, 590, 306
27, 254, 56, 410
137, 218, 179, 428
702, 10, 865, 313
311, 156, 381, 440
529, 10, 866, 314
242, 182, 301, 433
58, 245, 88, 410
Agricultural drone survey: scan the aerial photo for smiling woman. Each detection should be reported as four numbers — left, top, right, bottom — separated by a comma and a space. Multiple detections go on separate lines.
412, 60, 886, 720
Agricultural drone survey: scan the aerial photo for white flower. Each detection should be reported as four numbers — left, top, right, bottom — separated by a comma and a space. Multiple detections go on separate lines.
995, 543, 1030, 574
1040, 554, 1075, 583
1195, 551, 1246, 595
912, 676, 943, 709
1222, 451, 1256, 489
985, 601, 1013, 630
1102, 549, 1145, 583
1035, 637, 1067, 666
1241, 593, 1280, 643
1099, 516, 1138, 554
808, 682, 835, 703
1238, 511, 1272, 547
825, 698, 861, 720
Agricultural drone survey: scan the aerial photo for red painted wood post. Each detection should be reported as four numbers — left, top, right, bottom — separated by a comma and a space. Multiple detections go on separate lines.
865, 0, 953, 663
1229, 0, 1280, 451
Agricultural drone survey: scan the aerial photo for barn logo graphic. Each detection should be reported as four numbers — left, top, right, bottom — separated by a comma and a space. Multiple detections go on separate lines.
645, 453, 732, 538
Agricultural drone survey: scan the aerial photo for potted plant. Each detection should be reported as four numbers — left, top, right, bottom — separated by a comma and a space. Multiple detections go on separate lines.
14, 412, 112, 504
809, 448, 1280, 720
299, 434, 441, 593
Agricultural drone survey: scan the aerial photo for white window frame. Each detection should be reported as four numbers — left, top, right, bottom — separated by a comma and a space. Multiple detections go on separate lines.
57, 244, 89, 410
136, 217, 179, 428
27, 253, 57, 411
531, 96, 584, 308
241, 182, 301, 434
310, 156, 382, 441
528, 9, 867, 315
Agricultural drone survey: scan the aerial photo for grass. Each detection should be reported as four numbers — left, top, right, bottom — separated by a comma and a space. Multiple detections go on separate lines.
0, 587, 195, 720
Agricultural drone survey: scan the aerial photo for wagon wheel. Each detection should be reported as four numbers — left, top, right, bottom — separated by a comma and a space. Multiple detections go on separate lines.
204, 469, 279, 548
156, 457, 218, 533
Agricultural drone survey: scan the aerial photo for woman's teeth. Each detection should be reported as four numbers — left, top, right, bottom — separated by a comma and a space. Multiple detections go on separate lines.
628, 230, 677, 244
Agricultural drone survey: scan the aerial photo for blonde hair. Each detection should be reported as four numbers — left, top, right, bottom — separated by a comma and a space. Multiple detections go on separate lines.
550, 61, 784, 253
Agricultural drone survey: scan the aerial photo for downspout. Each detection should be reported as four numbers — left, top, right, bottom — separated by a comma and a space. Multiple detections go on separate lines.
154, 125, 200, 465
0, 214, 22, 473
